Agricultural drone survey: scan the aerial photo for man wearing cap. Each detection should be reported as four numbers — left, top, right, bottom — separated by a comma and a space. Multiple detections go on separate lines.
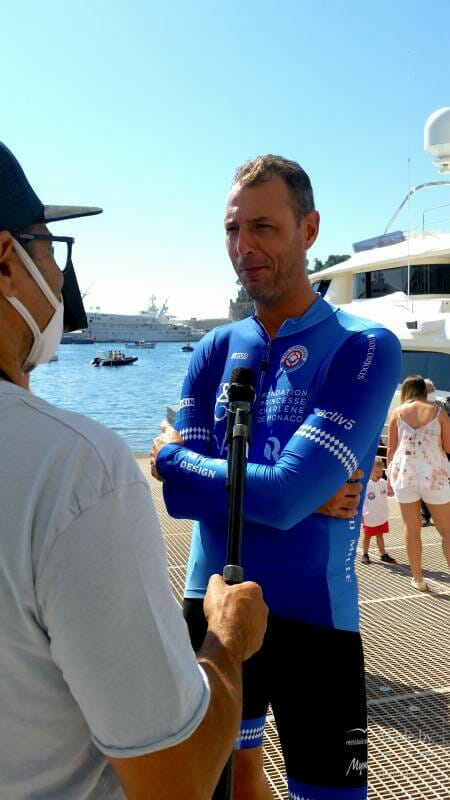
0, 142, 268, 800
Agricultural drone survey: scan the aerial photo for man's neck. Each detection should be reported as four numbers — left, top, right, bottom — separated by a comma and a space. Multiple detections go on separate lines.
0, 313, 31, 388
255, 285, 317, 339
0, 357, 28, 389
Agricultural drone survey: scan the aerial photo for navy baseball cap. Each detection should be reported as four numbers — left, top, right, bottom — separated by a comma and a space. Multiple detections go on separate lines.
0, 141, 102, 232
0, 141, 102, 333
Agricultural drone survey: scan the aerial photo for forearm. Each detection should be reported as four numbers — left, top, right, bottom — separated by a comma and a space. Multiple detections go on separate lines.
194, 633, 243, 789
386, 445, 396, 466
160, 438, 371, 530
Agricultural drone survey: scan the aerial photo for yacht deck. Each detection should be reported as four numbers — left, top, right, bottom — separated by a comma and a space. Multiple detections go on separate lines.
136, 456, 450, 800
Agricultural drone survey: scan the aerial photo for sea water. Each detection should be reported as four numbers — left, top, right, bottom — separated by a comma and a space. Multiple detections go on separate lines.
30, 343, 194, 452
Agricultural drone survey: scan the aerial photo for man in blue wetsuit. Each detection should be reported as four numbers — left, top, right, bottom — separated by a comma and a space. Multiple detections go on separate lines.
151, 155, 402, 800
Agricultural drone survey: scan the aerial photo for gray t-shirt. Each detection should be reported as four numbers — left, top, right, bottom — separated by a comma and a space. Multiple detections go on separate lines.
0, 381, 210, 799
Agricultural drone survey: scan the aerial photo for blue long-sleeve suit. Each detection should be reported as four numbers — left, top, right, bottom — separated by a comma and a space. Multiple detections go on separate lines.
157, 295, 402, 632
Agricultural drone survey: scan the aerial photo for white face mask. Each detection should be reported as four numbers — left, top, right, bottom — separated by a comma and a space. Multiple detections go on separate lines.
427, 392, 436, 403
6, 239, 64, 371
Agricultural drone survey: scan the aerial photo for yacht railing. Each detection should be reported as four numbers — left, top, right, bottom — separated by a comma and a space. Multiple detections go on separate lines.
384, 180, 450, 234
422, 203, 450, 234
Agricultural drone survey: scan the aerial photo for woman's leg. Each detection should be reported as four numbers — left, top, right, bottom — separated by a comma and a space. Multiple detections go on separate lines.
425, 502, 450, 568
399, 501, 423, 581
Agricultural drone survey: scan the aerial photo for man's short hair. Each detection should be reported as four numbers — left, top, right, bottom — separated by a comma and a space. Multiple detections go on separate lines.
233, 155, 315, 220
400, 375, 427, 403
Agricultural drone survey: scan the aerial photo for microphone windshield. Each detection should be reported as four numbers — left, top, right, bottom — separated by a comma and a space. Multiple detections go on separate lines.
228, 367, 255, 403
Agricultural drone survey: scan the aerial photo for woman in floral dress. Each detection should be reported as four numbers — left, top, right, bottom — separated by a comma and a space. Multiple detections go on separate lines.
387, 375, 450, 591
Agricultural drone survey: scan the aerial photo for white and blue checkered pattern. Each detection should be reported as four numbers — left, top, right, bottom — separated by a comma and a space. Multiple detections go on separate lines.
289, 794, 314, 800
236, 721, 265, 749
179, 426, 211, 442
295, 424, 358, 478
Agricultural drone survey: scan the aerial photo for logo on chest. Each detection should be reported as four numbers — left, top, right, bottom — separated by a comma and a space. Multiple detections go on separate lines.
280, 344, 308, 372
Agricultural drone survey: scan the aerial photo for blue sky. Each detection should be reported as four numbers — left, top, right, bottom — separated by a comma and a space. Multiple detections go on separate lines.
3, 0, 450, 318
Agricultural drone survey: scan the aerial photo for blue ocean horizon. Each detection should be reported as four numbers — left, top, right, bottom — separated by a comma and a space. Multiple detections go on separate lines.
30, 343, 193, 451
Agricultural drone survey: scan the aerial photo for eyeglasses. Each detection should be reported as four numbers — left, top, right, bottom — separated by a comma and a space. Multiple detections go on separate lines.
16, 233, 74, 273
16, 232, 88, 332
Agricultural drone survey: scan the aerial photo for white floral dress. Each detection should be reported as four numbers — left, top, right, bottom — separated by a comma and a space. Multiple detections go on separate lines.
389, 408, 449, 493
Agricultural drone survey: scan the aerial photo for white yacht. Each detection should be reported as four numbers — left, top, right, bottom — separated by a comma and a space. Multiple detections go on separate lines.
310, 108, 450, 394
75, 296, 205, 343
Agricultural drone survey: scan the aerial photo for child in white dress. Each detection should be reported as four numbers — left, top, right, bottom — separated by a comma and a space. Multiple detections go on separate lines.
361, 457, 397, 565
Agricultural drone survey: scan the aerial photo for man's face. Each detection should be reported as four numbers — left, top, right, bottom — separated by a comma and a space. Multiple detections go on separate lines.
224, 174, 319, 307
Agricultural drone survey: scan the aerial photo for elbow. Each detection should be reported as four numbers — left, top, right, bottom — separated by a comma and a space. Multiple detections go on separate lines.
276, 510, 300, 530
256, 504, 299, 530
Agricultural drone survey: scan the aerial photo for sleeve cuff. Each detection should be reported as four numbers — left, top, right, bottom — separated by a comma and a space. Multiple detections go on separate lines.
91, 666, 211, 758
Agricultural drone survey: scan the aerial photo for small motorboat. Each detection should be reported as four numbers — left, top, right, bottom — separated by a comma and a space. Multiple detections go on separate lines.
181, 343, 194, 352
126, 340, 155, 349
92, 351, 138, 367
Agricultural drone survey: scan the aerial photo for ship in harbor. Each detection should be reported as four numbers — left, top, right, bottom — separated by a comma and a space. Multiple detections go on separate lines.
64, 296, 205, 344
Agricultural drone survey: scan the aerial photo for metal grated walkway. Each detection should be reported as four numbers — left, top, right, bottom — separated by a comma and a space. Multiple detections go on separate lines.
136, 456, 450, 799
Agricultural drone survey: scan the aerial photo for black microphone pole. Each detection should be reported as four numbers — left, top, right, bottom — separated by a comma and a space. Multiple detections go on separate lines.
213, 367, 255, 800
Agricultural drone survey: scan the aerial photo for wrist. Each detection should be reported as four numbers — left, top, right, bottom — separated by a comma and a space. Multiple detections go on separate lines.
155, 442, 183, 476
198, 630, 243, 680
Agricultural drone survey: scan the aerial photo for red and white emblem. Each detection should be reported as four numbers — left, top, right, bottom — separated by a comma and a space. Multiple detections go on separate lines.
280, 345, 308, 372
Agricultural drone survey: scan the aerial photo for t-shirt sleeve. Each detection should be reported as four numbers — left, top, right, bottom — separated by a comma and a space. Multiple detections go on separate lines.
35, 481, 210, 757
158, 326, 401, 529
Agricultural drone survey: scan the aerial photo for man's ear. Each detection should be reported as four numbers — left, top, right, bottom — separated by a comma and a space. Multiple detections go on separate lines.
303, 210, 320, 251
0, 231, 18, 297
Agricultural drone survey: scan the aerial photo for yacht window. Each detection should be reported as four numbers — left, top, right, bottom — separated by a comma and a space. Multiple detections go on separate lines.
428, 264, 450, 294
401, 351, 450, 393
353, 264, 450, 298
353, 273, 370, 299
312, 280, 331, 297
409, 266, 427, 294
371, 268, 404, 297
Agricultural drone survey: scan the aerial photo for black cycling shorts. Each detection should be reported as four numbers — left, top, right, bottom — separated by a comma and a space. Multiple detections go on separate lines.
183, 598, 368, 797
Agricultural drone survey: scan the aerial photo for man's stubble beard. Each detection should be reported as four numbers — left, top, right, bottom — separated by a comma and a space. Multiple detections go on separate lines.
242, 255, 304, 310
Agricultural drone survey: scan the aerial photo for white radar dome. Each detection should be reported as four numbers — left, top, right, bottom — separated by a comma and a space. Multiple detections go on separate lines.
424, 107, 450, 173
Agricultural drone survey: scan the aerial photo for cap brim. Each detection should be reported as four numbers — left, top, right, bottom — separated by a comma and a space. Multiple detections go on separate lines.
43, 205, 102, 223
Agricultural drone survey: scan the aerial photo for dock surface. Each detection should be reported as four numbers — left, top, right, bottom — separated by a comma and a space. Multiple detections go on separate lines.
137, 456, 450, 799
